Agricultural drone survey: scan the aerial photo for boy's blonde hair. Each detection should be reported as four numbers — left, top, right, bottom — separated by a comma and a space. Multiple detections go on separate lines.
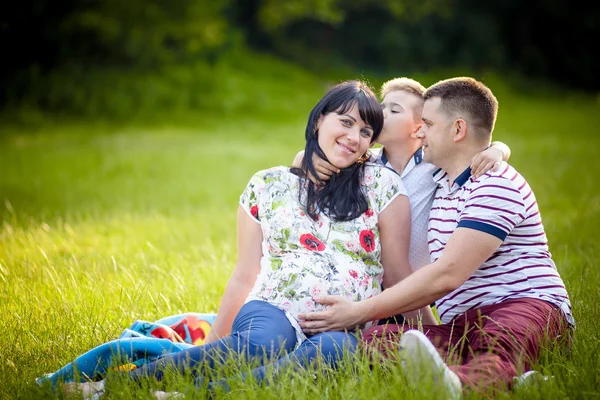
380, 77, 426, 98
380, 77, 426, 122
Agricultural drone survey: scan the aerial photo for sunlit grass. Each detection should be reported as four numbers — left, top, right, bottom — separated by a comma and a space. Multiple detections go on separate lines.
1, 70, 599, 399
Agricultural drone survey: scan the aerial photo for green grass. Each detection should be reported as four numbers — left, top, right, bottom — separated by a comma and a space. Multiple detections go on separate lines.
1, 67, 599, 399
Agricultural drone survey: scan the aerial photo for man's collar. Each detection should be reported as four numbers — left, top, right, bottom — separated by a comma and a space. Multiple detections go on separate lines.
433, 166, 472, 193
454, 166, 472, 187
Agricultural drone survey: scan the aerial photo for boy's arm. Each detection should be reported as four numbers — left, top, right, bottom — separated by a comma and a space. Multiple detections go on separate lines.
291, 150, 339, 184
292, 150, 304, 169
470, 141, 511, 179
491, 141, 511, 161
378, 194, 438, 326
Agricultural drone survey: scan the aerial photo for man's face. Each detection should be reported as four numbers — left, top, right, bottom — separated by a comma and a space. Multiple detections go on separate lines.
416, 97, 452, 166
378, 90, 422, 146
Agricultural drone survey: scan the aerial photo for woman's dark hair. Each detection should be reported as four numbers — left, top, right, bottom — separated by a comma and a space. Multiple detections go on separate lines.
292, 80, 384, 221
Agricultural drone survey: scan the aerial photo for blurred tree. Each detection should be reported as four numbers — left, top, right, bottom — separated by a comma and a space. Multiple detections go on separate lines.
1, 0, 598, 116
488, 0, 599, 91
0, 0, 235, 110
257, 0, 344, 30
255, 0, 445, 30
57, 0, 231, 66
231, 0, 599, 91
229, 0, 449, 73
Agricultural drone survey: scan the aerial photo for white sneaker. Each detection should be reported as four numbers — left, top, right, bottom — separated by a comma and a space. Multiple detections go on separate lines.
63, 380, 105, 399
400, 329, 462, 399
512, 370, 554, 391
153, 391, 186, 399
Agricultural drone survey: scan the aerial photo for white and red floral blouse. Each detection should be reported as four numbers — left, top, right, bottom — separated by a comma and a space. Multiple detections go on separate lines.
239, 164, 406, 342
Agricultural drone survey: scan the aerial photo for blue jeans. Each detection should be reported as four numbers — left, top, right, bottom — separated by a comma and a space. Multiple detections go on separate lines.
127, 300, 357, 387
207, 328, 357, 392
37, 337, 193, 388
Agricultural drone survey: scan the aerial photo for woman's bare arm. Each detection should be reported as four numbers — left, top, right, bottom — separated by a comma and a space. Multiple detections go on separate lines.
205, 206, 263, 343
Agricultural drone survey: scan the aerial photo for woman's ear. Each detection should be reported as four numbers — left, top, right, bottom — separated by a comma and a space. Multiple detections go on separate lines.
314, 115, 323, 133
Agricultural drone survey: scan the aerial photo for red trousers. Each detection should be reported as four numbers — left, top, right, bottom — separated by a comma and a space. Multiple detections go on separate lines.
362, 298, 570, 394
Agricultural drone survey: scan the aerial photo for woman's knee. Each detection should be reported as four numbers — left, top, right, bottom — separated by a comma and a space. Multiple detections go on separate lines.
232, 301, 297, 353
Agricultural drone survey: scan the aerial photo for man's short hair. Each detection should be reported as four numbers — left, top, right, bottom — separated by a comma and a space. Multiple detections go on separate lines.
423, 77, 498, 141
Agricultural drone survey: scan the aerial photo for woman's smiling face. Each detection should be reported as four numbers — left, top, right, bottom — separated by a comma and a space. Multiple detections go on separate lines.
316, 103, 374, 169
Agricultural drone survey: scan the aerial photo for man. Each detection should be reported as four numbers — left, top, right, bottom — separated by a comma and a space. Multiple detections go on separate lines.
298, 77, 573, 397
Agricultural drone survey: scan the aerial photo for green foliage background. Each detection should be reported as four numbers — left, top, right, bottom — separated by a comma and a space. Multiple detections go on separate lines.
2, 0, 599, 121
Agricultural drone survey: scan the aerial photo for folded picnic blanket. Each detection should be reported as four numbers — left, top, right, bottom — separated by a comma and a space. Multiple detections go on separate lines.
36, 313, 216, 388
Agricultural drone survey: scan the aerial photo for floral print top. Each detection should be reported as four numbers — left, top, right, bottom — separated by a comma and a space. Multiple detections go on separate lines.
239, 164, 406, 342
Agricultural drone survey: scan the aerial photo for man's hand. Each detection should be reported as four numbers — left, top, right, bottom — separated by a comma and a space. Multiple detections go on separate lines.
297, 295, 363, 334
470, 146, 504, 179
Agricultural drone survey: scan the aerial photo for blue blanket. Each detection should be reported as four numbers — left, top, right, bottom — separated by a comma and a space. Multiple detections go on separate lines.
37, 313, 216, 388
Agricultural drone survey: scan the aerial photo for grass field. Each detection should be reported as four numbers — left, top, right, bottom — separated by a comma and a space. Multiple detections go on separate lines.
1, 70, 599, 399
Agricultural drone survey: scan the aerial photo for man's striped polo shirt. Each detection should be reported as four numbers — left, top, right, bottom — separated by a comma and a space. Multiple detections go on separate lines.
428, 164, 573, 325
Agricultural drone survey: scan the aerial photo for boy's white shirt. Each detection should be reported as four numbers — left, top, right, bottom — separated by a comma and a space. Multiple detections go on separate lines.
370, 146, 437, 270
